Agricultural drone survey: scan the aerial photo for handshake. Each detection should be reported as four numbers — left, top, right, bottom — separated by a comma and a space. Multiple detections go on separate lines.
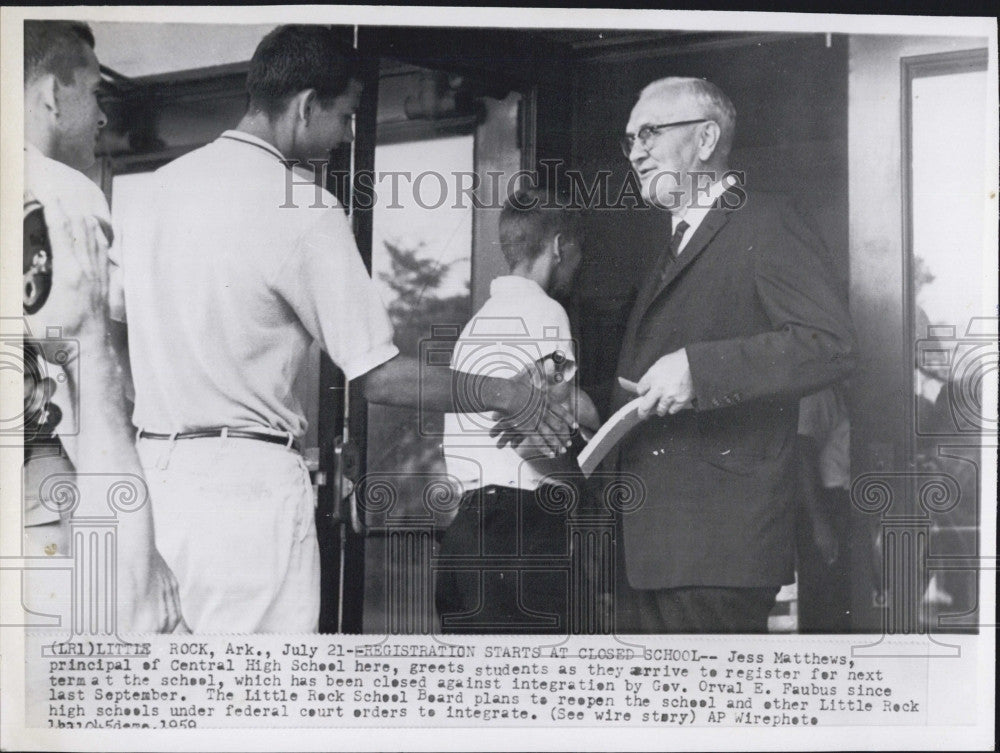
490, 349, 599, 460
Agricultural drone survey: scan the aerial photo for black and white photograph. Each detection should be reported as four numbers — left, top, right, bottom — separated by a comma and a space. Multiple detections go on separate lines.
1, 5, 996, 751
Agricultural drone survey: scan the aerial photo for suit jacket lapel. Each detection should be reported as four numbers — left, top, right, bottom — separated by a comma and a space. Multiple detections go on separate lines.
634, 204, 735, 324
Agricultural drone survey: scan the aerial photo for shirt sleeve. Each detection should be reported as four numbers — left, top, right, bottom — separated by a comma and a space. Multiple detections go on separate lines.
532, 298, 578, 383
271, 207, 398, 381
450, 288, 577, 385
26, 152, 120, 321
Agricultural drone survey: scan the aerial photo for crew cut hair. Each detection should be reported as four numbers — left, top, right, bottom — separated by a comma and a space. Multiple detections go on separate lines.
24, 20, 96, 86
246, 25, 360, 117
499, 188, 581, 270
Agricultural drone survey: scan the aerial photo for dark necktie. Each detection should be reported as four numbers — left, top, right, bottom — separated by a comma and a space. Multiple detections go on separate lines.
654, 219, 690, 281
670, 219, 690, 258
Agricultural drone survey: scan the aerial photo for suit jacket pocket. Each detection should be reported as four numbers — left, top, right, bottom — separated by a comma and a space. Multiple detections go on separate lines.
695, 410, 767, 476
698, 446, 759, 476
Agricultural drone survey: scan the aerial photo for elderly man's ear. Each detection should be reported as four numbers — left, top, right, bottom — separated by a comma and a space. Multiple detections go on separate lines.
696, 121, 722, 162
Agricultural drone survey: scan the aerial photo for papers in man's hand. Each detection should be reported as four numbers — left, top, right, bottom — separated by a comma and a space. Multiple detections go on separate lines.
576, 396, 646, 477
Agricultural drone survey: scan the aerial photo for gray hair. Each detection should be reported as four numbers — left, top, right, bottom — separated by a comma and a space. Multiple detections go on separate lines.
639, 77, 736, 164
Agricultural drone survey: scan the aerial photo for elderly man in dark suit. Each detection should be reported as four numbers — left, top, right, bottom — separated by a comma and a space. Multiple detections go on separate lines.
612, 77, 856, 633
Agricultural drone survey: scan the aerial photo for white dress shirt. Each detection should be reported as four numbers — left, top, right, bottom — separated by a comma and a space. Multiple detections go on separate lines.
672, 172, 739, 255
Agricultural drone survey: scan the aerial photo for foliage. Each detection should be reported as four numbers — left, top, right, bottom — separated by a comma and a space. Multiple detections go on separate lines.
369, 239, 470, 510
378, 239, 470, 358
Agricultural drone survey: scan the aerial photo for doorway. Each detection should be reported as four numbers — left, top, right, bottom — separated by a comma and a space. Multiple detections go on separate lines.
848, 37, 991, 634
337, 51, 529, 633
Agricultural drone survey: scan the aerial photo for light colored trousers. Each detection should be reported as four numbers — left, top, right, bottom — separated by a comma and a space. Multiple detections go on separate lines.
137, 436, 320, 633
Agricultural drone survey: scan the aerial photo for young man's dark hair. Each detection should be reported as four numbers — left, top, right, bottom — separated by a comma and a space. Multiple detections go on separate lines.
23, 20, 95, 85
498, 188, 580, 270
245, 24, 360, 117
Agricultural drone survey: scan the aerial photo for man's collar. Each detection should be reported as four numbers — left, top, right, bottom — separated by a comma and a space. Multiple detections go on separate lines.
490, 275, 547, 297
218, 130, 287, 162
671, 171, 737, 223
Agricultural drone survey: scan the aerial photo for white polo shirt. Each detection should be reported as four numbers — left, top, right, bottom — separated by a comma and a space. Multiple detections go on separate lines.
116, 131, 398, 438
443, 276, 577, 492
24, 143, 113, 240
23, 144, 114, 525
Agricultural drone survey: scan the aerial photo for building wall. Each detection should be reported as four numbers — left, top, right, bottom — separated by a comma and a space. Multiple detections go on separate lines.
847, 33, 989, 631
848, 34, 988, 468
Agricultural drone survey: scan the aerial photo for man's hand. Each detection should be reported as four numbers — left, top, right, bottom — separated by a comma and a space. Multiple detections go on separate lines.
27, 203, 187, 633
361, 355, 576, 457
624, 349, 696, 419
117, 545, 189, 633
810, 516, 840, 567
509, 385, 600, 462
490, 357, 577, 458
26, 200, 110, 361
570, 387, 601, 433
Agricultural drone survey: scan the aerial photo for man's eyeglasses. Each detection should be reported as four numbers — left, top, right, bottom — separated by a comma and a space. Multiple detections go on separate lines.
619, 119, 710, 157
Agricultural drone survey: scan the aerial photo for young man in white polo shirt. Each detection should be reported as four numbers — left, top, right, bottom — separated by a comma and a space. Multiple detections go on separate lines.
117, 26, 576, 633
436, 189, 601, 633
